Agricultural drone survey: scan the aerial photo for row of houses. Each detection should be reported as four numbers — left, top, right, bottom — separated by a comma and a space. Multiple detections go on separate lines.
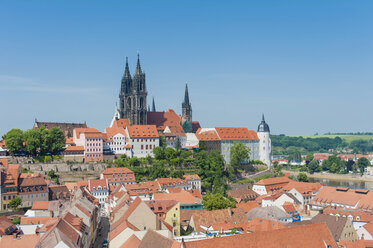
0, 159, 72, 210
0, 187, 100, 247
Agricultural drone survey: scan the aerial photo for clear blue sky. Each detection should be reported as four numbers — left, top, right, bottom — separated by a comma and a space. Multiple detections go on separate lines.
1, 0, 372, 136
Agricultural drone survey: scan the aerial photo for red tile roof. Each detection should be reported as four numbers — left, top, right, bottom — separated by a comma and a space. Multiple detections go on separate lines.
183, 223, 337, 248
215, 127, 259, 140
128, 125, 159, 138
183, 174, 200, 181
31, 201, 50, 210
20, 217, 51, 225
147, 109, 182, 130
246, 218, 286, 232
74, 127, 101, 139
0, 234, 40, 248
112, 119, 130, 129
236, 201, 260, 213
65, 145, 84, 151
88, 179, 108, 191
195, 128, 220, 141
154, 190, 201, 205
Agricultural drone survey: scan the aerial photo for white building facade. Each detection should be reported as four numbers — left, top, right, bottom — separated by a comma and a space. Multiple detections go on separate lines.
257, 114, 272, 166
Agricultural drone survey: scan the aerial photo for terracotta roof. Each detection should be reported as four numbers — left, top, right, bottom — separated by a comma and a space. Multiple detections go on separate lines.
110, 197, 143, 232
323, 208, 373, 223
75, 203, 91, 217
65, 182, 78, 192
282, 202, 297, 213
20, 216, 51, 225
108, 219, 139, 241
183, 223, 337, 248
362, 222, 373, 235
227, 188, 259, 201
147, 109, 182, 131
163, 125, 186, 137
128, 125, 159, 138
103, 167, 134, 175
156, 177, 187, 187
255, 176, 291, 186
125, 181, 160, 195
105, 126, 127, 139
246, 206, 291, 222
74, 127, 101, 139
154, 190, 201, 205
281, 181, 322, 196
88, 179, 108, 192
289, 214, 350, 241
120, 234, 141, 248
0, 234, 40, 248
0, 216, 16, 235
236, 201, 260, 213
191, 208, 247, 233
183, 174, 200, 181
338, 240, 368, 248
195, 128, 220, 141
246, 217, 286, 232
312, 186, 367, 207
138, 229, 180, 248
65, 137, 74, 145
65, 145, 84, 151
145, 199, 178, 214
76, 180, 88, 188
0, 158, 8, 167
31, 201, 50, 210
215, 127, 259, 140
111, 118, 130, 129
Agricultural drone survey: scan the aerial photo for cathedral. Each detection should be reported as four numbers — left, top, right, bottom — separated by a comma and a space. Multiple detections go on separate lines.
119, 54, 194, 130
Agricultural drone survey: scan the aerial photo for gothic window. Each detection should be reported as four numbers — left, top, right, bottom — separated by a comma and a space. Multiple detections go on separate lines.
127, 98, 131, 110
140, 97, 144, 109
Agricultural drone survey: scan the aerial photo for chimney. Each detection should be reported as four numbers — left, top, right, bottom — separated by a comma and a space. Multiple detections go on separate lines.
336, 216, 339, 221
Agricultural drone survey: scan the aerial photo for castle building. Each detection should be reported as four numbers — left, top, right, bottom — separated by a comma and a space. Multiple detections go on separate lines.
257, 114, 272, 166
119, 55, 147, 125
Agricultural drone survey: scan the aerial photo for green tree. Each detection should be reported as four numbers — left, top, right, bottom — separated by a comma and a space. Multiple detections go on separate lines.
153, 147, 166, 160
175, 137, 182, 150
297, 173, 309, 182
329, 162, 339, 173
305, 153, 314, 162
149, 160, 168, 179
9, 197, 22, 210
202, 193, 236, 211
5, 129, 24, 154
24, 129, 42, 155
357, 157, 370, 175
159, 136, 167, 149
230, 142, 250, 174
11, 216, 20, 225
308, 160, 320, 174
48, 127, 65, 153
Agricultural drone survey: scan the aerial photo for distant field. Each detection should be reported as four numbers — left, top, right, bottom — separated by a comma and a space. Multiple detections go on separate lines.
301, 134, 373, 143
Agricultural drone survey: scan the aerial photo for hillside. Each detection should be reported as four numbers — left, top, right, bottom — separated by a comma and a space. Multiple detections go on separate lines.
301, 134, 373, 143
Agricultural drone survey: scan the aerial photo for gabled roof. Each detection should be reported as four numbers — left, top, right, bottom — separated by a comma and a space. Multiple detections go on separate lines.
108, 219, 139, 241
120, 234, 141, 248
281, 181, 322, 195
20, 216, 51, 225
111, 118, 130, 129
236, 201, 260, 213
215, 127, 259, 140
246, 218, 286, 232
195, 128, 220, 141
138, 229, 180, 248
31, 201, 50, 210
183, 223, 337, 248
88, 179, 108, 192
65, 145, 84, 151
147, 109, 182, 131
0, 234, 40, 248
154, 190, 201, 205
103, 167, 134, 175
74, 127, 101, 139
127, 125, 159, 138
313, 186, 366, 207
191, 208, 247, 233
255, 176, 291, 186
183, 174, 200, 181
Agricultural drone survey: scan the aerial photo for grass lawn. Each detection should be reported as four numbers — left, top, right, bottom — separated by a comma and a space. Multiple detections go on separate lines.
301, 134, 373, 143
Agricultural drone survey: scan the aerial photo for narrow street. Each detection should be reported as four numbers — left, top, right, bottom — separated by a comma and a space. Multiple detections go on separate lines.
93, 216, 109, 248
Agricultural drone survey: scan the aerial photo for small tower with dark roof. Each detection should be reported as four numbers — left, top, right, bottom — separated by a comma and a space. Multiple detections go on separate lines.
257, 114, 271, 166
152, 97, 156, 112
182, 83, 192, 124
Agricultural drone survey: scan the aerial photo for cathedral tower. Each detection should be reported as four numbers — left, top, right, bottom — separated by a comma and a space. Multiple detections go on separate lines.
257, 114, 272, 166
182, 83, 192, 124
119, 55, 147, 125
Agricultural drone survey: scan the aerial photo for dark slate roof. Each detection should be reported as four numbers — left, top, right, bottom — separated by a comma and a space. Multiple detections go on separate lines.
257, 114, 270, 132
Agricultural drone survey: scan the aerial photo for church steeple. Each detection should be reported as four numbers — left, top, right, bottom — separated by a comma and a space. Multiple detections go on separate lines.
135, 53, 142, 75
182, 82, 192, 128
183, 83, 190, 106
123, 57, 131, 78
152, 97, 156, 112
